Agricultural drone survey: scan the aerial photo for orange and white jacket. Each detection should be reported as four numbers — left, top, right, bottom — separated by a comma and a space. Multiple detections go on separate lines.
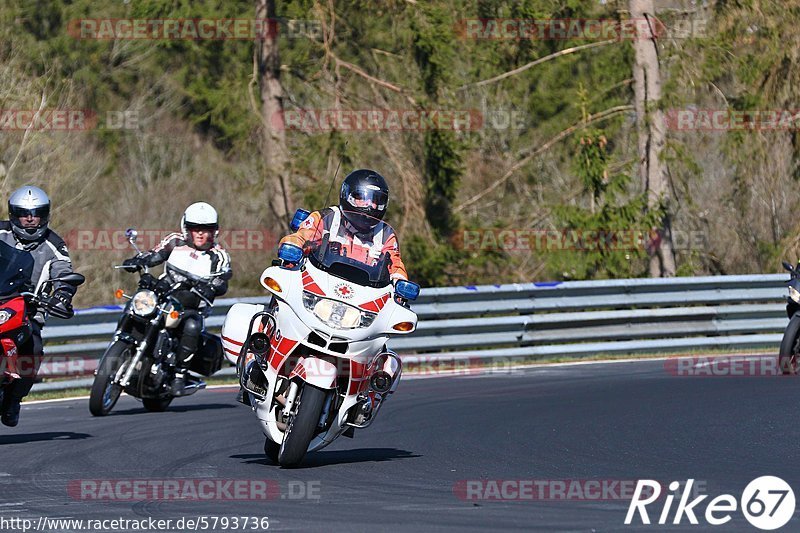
279, 206, 408, 282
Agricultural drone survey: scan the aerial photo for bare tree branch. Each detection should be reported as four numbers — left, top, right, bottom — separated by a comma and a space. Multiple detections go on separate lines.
459, 40, 616, 91
455, 105, 633, 214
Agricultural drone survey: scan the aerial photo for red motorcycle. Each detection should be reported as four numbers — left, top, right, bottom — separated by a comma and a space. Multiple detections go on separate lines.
0, 243, 84, 402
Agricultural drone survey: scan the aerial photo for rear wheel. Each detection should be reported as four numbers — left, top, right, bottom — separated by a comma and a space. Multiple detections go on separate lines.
779, 315, 800, 375
89, 341, 132, 416
278, 384, 326, 467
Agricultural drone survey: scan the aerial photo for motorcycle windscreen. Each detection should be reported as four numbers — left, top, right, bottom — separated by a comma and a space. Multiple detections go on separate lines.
0, 241, 34, 298
304, 210, 392, 288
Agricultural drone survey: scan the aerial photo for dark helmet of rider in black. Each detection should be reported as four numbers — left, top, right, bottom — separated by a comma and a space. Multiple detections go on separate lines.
338, 169, 389, 232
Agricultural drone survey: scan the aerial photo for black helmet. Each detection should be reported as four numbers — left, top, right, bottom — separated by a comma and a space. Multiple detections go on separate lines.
339, 169, 389, 232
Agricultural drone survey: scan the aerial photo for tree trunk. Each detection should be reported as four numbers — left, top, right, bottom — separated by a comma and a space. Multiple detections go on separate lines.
256, 0, 291, 223
630, 0, 676, 277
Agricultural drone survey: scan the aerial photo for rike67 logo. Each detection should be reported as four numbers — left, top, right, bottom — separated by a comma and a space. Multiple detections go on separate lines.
625, 477, 795, 530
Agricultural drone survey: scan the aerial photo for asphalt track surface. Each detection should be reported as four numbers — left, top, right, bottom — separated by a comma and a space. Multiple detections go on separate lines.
0, 358, 798, 532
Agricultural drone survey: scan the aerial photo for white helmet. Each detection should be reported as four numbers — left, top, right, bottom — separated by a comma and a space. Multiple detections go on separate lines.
181, 202, 219, 246
8, 185, 50, 242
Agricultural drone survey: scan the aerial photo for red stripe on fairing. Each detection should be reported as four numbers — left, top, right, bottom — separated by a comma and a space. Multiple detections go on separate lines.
224, 347, 239, 356
302, 271, 325, 296
289, 362, 307, 380
350, 360, 368, 379
348, 378, 369, 396
268, 336, 297, 371
269, 353, 288, 371
358, 293, 390, 313
221, 335, 243, 346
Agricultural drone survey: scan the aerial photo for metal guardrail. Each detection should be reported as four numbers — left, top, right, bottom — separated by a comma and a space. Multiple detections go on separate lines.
33, 274, 791, 391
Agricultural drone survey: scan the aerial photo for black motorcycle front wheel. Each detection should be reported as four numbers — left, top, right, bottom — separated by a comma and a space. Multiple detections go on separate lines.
278, 384, 326, 467
142, 397, 173, 412
89, 341, 132, 416
779, 315, 800, 375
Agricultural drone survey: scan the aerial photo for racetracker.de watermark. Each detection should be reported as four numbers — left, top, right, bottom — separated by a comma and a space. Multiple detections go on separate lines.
454, 229, 708, 253
402, 355, 522, 376
68, 18, 321, 40
453, 479, 707, 501
68, 479, 320, 501
0, 110, 138, 131
455, 18, 667, 41
64, 229, 277, 252
666, 109, 800, 131
273, 109, 484, 132
664, 355, 787, 377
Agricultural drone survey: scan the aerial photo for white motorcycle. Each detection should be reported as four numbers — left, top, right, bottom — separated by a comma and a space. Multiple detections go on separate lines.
221, 210, 420, 466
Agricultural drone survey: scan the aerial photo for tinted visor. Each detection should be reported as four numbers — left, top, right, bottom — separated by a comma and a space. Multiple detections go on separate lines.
9, 205, 50, 220
347, 188, 388, 211
185, 223, 218, 232
8, 205, 50, 227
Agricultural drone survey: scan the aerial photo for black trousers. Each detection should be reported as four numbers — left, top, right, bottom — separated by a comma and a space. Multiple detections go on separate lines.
176, 311, 202, 368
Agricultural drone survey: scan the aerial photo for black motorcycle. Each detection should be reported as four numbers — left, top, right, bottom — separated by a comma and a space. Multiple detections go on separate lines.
779, 260, 800, 374
88, 229, 224, 415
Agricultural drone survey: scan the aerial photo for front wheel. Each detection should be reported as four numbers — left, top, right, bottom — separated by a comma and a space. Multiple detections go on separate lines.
142, 397, 173, 412
278, 384, 326, 467
89, 341, 132, 416
264, 438, 280, 463
779, 315, 800, 375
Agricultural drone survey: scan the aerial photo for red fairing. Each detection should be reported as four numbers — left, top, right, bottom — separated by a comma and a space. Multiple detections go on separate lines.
348, 360, 370, 395
1, 338, 20, 379
357, 293, 390, 313
268, 334, 298, 372
0, 297, 26, 334
302, 271, 325, 297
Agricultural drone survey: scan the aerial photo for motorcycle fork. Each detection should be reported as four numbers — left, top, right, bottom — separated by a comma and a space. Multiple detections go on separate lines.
120, 317, 160, 387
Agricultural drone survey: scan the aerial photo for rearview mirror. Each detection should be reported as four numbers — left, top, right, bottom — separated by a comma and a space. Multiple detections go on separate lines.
52, 272, 86, 286
783, 260, 794, 273
125, 228, 138, 243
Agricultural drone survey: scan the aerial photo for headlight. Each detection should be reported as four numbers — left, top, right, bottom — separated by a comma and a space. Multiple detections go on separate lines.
131, 290, 158, 316
790, 285, 800, 303
0, 309, 13, 325
302, 291, 376, 329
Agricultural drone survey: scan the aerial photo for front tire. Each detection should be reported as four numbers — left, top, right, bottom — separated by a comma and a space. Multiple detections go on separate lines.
142, 397, 173, 412
779, 315, 800, 375
89, 341, 132, 416
278, 384, 326, 467
264, 438, 280, 463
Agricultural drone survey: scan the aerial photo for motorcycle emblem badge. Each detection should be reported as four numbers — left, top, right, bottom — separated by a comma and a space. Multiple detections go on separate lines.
334, 282, 354, 299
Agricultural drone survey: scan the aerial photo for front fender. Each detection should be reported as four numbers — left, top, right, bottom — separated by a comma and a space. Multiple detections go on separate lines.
288, 356, 337, 389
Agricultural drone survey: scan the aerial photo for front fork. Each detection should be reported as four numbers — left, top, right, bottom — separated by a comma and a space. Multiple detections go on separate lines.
118, 317, 161, 388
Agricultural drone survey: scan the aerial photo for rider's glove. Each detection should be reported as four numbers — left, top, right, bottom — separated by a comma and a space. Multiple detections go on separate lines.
48, 290, 74, 318
122, 256, 146, 273
195, 282, 216, 301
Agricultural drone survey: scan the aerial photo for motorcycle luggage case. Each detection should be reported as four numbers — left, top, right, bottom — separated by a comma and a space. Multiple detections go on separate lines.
188, 333, 224, 377
221, 303, 266, 365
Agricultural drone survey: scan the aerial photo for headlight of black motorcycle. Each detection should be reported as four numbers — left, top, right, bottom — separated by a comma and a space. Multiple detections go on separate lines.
131, 290, 158, 317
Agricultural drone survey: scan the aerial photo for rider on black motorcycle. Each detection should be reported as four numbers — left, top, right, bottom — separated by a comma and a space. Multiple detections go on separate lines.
122, 202, 232, 393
